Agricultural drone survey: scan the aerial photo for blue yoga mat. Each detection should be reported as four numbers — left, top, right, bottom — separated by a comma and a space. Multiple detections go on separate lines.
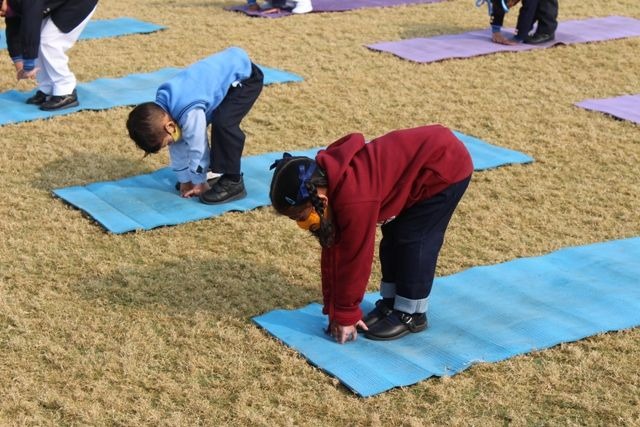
254, 237, 640, 397
0, 17, 164, 50
0, 65, 302, 126
53, 131, 532, 234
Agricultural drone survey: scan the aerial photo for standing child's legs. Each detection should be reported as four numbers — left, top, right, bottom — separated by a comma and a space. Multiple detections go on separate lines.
200, 64, 264, 204
515, 0, 539, 41
37, 6, 96, 110
365, 177, 471, 341
532, 0, 558, 36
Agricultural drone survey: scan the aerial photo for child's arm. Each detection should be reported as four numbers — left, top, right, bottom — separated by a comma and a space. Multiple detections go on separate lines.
168, 109, 210, 197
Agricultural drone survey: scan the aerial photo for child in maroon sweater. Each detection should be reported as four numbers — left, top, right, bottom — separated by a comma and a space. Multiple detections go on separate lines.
269, 125, 473, 343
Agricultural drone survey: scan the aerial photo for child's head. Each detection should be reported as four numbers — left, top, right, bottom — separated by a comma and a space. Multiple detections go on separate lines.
126, 102, 178, 154
269, 153, 334, 247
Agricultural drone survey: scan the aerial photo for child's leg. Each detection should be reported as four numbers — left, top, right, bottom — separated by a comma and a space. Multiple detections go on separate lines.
379, 224, 397, 301
365, 177, 471, 340
361, 228, 398, 327
534, 0, 558, 35
37, 6, 96, 96
515, 0, 540, 39
209, 64, 264, 175
392, 178, 470, 315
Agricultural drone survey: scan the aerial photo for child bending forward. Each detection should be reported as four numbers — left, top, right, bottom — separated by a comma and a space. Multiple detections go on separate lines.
269, 125, 473, 343
127, 47, 263, 204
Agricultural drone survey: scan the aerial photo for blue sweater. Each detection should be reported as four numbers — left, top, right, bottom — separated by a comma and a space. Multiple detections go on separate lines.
155, 47, 252, 184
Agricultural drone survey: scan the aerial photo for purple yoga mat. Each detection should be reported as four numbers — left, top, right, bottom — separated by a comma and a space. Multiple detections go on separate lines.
575, 94, 640, 125
366, 16, 640, 63
227, 0, 444, 18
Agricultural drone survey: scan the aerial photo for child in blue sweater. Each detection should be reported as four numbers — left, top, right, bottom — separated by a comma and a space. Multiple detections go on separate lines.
126, 47, 263, 204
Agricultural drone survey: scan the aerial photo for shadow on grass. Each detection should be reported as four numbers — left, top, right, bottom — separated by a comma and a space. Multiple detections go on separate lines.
38, 152, 155, 190
73, 256, 318, 320
399, 23, 470, 39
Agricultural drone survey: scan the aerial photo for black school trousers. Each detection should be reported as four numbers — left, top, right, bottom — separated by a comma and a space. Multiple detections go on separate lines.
210, 63, 264, 175
516, 0, 558, 38
379, 176, 471, 310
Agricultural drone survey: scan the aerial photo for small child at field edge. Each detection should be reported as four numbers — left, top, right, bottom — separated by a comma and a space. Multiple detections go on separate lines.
269, 125, 473, 343
126, 47, 263, 204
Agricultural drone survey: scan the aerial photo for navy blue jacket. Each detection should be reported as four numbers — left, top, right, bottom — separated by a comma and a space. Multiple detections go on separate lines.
4, 0, 98, 62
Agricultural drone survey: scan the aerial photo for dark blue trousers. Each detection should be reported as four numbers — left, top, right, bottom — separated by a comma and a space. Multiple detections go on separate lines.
210, 63, 264, 175
516, 0, 558, 38
379, 176, 471, 301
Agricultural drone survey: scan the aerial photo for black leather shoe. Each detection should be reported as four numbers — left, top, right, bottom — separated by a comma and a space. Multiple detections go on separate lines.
39, 89, 79, 111
361, 299, 394, 329
525, 32, 554, 44
199, 175, 246, 204
364, 310, 427, 341
26, 90, 49, 105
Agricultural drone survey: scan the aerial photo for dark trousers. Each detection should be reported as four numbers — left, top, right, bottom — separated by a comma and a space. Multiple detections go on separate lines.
379, 176, 471, 300
490, 0, 506, 28
210, 63, 264, 175
516, 0, 558, 38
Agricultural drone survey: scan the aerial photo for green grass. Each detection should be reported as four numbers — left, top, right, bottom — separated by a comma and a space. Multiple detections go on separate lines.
1, 0, 639, 424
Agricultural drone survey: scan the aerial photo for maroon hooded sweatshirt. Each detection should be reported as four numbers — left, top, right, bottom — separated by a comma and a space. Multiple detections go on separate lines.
316, 125, 473, 325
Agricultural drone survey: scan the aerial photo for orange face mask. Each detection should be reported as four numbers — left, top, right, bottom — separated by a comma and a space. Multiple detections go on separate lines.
296, 209, 321, 231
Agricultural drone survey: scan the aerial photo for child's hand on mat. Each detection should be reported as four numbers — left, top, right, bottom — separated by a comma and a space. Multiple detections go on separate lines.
491, 32, 517, 45
180, 182, 210, 198
17, 68, 38, 80
329, 320, 368, 344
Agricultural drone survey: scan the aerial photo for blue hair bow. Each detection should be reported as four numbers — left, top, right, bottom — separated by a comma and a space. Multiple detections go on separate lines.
297, 163, 316, 202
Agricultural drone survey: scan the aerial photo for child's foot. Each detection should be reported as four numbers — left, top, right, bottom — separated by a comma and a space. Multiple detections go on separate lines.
199, 175, 246, 204
361, 299, 394, 329
39, 89, 79, 111
492, 32, 518, 45
525, 32, 555, 44
26, 90, 49, 105
364, 310, 427, 341
246, 3, 260, 11
292, 0, 312, 13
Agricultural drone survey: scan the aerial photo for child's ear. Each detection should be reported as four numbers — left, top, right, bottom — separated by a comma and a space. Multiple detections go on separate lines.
318, 193, 329, 208
164, 120, 176, 134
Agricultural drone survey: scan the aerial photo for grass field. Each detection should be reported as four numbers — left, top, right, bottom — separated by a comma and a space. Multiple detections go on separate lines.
1, 0, 639, 424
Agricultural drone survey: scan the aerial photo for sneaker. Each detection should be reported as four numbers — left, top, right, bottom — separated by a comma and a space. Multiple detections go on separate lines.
364, 310, 427, 341
361, 299, 394, 329
39, 89, 79, 111
26, 90, 49, 105
199, 175, 247, 204
292, 0, 312, 13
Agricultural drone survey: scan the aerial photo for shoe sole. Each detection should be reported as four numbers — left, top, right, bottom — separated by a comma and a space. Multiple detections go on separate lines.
199, 188, 247, 205
363, 322, 428, 341
40, 100, 79, 111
